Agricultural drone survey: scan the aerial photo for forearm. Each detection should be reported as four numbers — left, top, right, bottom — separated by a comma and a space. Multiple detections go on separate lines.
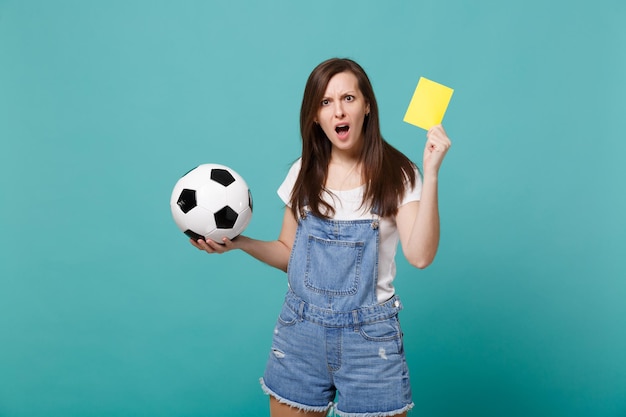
405, 174, 440, 268
192, 207, 297, 271
235, 235, 292, 272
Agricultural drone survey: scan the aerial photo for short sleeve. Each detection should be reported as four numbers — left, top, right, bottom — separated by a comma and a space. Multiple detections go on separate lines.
400, 167, 422, 206
277, 159, 302, 206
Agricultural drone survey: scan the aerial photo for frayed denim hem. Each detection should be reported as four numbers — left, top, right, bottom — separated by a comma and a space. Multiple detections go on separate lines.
260, 377, 333, 414
335, 402, 415, 417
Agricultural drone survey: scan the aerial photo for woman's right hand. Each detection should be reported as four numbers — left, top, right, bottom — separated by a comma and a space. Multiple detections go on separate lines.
186, 208, 297, 272
190, 236, 239, 254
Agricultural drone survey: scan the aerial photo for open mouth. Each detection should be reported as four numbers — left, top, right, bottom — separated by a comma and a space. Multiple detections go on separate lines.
335, 125, 349, 135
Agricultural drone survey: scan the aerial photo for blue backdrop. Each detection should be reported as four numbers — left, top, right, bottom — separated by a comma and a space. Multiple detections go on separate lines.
1, 1, 625, 416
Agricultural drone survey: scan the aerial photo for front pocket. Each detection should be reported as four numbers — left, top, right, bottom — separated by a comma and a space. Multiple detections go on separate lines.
359, 317, 402, 342
277, 304, 299, 326
304, 235, 364, 296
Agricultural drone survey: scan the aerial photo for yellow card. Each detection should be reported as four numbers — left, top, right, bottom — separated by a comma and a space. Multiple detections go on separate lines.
403, 77, 454, 130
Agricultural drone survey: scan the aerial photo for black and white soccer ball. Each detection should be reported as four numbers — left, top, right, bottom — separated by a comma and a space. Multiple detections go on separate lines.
170, 164, 253, 242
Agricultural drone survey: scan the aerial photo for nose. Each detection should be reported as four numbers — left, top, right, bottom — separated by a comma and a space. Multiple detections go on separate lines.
334, 101, 345, 118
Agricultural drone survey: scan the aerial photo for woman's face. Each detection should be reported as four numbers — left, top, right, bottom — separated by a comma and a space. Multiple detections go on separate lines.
316, 71, 370, 158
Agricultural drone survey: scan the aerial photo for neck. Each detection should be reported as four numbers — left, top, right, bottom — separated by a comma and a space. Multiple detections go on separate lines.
327, 155, 362, 191
330, 148, 361, 167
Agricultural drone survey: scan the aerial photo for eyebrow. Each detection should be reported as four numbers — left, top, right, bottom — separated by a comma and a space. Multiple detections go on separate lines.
321, 91, 358, 99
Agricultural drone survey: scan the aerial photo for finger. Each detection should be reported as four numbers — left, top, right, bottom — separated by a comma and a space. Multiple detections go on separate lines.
190, 238, 206, 250
426, 138, 448, 154
205, 238, 228, 254
426, 124, 441, 138
197, 238, 221, 254
427, 124, 451, 143
428, 124, 446, 135
426, 132, 451, 151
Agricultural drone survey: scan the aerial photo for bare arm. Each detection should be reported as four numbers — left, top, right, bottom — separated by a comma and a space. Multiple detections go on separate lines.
396, 124, 451, 269
190, 207, 298, 272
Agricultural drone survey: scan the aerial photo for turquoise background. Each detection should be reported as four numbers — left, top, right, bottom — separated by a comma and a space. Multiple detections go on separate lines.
1, 1, 625, 416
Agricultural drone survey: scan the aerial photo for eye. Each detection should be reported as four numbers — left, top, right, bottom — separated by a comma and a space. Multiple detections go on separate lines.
321, 99, 330, 106
345, 95, 355, 102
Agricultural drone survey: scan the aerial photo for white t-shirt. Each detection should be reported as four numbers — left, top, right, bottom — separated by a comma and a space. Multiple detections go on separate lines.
277, 158, 422, 303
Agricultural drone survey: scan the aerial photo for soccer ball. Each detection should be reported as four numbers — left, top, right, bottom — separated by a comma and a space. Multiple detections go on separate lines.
170, 164, 253, 242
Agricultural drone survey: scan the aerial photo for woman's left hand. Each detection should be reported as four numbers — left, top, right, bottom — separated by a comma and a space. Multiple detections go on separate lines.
423, 124, 452, 176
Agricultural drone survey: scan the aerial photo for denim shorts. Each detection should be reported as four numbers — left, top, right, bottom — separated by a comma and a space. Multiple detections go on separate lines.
260, 298, 414, 417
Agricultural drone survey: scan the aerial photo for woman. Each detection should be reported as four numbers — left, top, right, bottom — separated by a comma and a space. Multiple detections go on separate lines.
191, 58, 451, 417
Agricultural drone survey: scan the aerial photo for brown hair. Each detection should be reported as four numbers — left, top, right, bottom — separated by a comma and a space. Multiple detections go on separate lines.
290, 58, 417, 219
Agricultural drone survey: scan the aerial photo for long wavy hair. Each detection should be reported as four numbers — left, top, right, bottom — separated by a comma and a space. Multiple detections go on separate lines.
290, 58, 417, 219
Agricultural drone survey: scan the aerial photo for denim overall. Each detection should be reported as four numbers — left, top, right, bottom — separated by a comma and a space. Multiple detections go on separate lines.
261, 211, 413, 416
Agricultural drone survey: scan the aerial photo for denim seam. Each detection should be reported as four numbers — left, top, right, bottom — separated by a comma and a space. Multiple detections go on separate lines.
334, 402, 415, 417
260, 378, 333, 413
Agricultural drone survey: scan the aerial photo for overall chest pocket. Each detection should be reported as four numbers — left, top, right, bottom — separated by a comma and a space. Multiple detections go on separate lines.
304, 235, 364, 296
